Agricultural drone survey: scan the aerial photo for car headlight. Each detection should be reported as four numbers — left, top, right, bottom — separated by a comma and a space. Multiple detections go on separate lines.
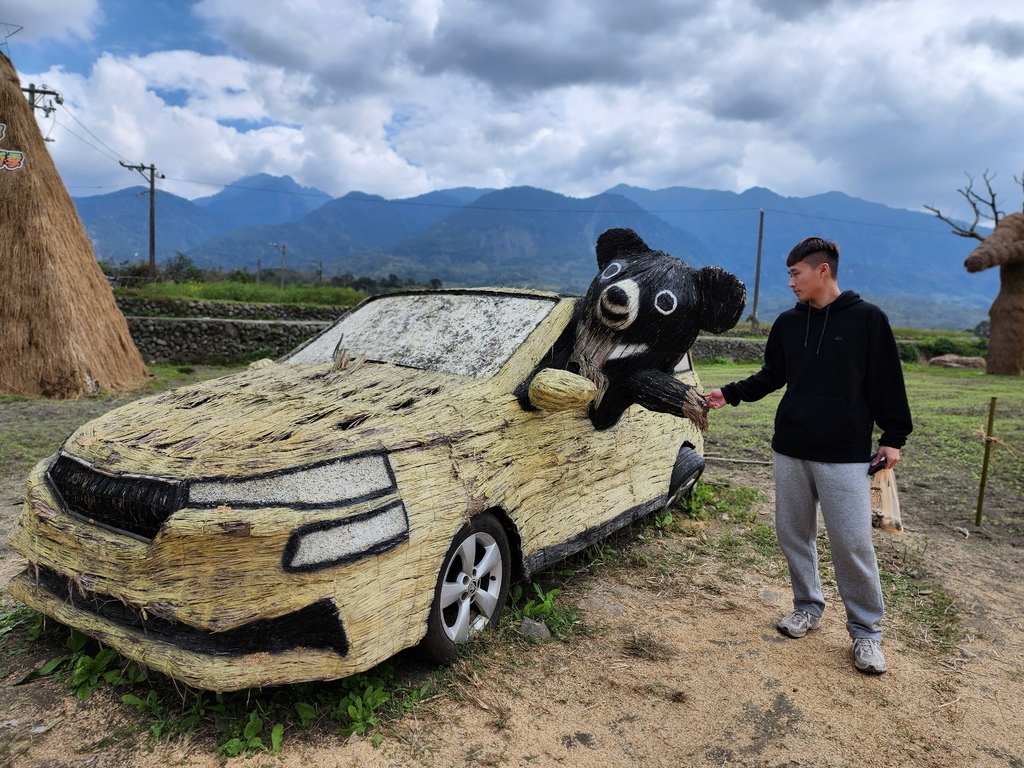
188, 452, 409, 572
283, 501, 409, 572
188, 452, 396, 507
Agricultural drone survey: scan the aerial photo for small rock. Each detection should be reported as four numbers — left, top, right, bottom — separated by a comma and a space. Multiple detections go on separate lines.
927, 354, 986, 369
518, 617, 552, 640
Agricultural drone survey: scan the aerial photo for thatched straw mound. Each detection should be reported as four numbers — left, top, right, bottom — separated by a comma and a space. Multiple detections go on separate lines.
0, 52, 147, 397
965, 212, 1024, 273
965, 211, 1024, 376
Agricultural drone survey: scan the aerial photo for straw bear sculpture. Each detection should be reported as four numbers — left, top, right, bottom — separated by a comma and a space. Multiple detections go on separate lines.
965, 211, 1024, 376
565, 227, 746, 431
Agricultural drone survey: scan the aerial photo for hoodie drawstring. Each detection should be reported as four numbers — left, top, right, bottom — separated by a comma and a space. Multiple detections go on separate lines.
802, 303, 831, 354
816, 303, 830, 354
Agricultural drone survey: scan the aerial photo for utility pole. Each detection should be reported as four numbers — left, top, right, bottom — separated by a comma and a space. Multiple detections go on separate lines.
120, 161, 164, 279
22, 83, 63, 117
269, 242, 286, 289
751, 209, 765, 330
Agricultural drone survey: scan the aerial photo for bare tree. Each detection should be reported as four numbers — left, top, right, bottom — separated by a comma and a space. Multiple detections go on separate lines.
926, 170, 1024, 376
924, 169, 1007, 238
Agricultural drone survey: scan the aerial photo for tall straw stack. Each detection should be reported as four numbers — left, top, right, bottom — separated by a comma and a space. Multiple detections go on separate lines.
0, 52, 147, 397
964, 211, 1024, 376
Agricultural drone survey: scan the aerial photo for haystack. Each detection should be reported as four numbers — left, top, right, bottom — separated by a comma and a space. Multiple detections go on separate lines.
0, 52, 147, 397
964, 211, 1024, 376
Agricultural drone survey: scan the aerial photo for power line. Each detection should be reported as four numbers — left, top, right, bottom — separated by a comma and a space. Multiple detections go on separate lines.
760, 207, 947, 234
57, 103, 128, 162
51, 116, 124, 164
33, 95, 954, 236
152, 181, 951, 235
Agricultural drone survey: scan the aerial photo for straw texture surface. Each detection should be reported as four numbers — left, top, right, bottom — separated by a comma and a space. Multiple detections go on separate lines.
965, 211, 1024, 376
0, 52, 147, 397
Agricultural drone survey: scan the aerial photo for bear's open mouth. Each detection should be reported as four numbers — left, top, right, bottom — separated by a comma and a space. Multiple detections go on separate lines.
608, 343, 650, 360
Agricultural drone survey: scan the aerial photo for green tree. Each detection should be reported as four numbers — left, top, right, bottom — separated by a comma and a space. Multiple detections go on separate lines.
163, 253, 204, 283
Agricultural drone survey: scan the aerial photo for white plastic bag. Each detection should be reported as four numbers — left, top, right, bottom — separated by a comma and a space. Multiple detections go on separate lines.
870, 467, 902, 534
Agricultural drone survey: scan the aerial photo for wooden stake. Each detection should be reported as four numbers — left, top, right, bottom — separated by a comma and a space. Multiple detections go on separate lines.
975, 396, 997, 526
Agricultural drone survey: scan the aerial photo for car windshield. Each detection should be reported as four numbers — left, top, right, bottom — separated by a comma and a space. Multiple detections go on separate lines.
281, 292, 558, 378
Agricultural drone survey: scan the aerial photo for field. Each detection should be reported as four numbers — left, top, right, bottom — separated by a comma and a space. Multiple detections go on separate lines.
1, 361, 1022, 767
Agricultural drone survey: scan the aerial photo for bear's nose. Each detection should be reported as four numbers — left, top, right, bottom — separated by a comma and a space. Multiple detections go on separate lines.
597, 279, 639, 330
605, 285, 628, 306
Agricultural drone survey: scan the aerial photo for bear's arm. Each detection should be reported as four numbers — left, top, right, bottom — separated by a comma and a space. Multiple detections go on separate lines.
965, 213, 1024, 272
627, 369, 709, 433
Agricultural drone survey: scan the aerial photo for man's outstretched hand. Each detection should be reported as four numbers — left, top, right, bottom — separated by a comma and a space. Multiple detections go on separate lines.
705, 388, 727, 410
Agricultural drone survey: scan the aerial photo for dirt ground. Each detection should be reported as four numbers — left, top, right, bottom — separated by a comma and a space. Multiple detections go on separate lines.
2, 404, 1024, 767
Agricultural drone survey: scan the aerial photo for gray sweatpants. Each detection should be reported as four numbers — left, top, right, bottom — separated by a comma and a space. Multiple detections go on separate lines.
773, 452, 884, 640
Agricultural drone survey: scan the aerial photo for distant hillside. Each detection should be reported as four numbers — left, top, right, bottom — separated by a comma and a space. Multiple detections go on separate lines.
75, 187, 225, 264
607, 184, 998, 328
72, 177, 1000, 329
324, 187, 714, 293
187, 188, 492, 271
191, 173, 330, 229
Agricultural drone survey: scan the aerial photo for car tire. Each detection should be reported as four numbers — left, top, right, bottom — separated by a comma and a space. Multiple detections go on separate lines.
420, 512, 511, 664
668, 445, 705, 506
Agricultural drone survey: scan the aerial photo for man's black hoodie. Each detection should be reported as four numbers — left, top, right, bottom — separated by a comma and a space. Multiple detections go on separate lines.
721, 291, 912, 463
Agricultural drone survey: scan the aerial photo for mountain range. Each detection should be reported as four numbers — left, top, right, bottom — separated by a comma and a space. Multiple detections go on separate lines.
73, 173, 1000, 330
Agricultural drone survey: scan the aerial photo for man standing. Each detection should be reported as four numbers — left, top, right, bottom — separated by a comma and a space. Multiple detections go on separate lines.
705, 236, 912, 674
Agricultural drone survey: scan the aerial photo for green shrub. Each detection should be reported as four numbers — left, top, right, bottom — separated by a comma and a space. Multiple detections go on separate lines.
916, 336, 986, 359
898, 342, 920, 363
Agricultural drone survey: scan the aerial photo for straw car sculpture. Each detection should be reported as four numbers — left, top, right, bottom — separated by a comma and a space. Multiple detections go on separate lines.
0, 52, 147, 397
965, 211, 1024, 376
9, 229, 745, 691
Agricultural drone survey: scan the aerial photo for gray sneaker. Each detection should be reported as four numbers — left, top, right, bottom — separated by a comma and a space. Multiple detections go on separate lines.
776, 609, 821, 638
853, 638, 887, 674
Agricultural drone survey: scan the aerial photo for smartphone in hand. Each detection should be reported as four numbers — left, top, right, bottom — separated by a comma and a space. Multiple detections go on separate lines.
868, 453, 887, 476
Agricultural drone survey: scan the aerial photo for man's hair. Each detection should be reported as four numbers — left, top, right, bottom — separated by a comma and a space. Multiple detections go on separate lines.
787, 237, 839, 278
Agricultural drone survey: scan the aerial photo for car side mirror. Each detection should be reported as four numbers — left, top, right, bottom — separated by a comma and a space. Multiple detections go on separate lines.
527, 368, 597, 411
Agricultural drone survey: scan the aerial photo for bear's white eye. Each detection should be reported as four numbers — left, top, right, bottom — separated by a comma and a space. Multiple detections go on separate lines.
654, 290, 678, 315
601, 262, 624, 280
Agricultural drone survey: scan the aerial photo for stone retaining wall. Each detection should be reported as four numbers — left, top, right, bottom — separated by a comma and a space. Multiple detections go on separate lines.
127, 317, 333, 364
116, 297, 346, 322
126, 313, 766, 366
118, 298, 969, 367
690, 337, 765, 362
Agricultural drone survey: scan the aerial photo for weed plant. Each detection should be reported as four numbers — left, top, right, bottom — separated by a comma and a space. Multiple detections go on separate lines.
0, 606, 433, 755
510, 582, 573, 633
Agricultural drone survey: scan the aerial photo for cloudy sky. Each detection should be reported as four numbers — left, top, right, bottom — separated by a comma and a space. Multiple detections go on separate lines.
4, 0, 1024, 218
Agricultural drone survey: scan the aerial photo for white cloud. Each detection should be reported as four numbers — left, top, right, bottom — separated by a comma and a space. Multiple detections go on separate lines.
1, 0, 99, 44
11, 0, 1024, 217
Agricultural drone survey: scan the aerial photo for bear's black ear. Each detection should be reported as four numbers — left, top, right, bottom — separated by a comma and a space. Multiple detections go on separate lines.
595, 228, 649, 270
695, 266, 747, 334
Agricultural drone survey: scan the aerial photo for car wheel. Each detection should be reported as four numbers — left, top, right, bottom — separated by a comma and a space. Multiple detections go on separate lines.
420, 512, 511, 664
668, 445, 705, 506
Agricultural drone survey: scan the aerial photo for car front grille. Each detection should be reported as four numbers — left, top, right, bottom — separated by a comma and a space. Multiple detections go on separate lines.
34, 565, 349, 658
47, 454, 186, 541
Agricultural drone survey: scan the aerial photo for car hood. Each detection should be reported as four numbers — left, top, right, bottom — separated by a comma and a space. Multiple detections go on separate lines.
61, 362, 501, 480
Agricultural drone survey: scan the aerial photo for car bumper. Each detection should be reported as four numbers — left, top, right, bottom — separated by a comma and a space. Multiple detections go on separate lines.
7, 457, 440, 690
8, 568, 356, 690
